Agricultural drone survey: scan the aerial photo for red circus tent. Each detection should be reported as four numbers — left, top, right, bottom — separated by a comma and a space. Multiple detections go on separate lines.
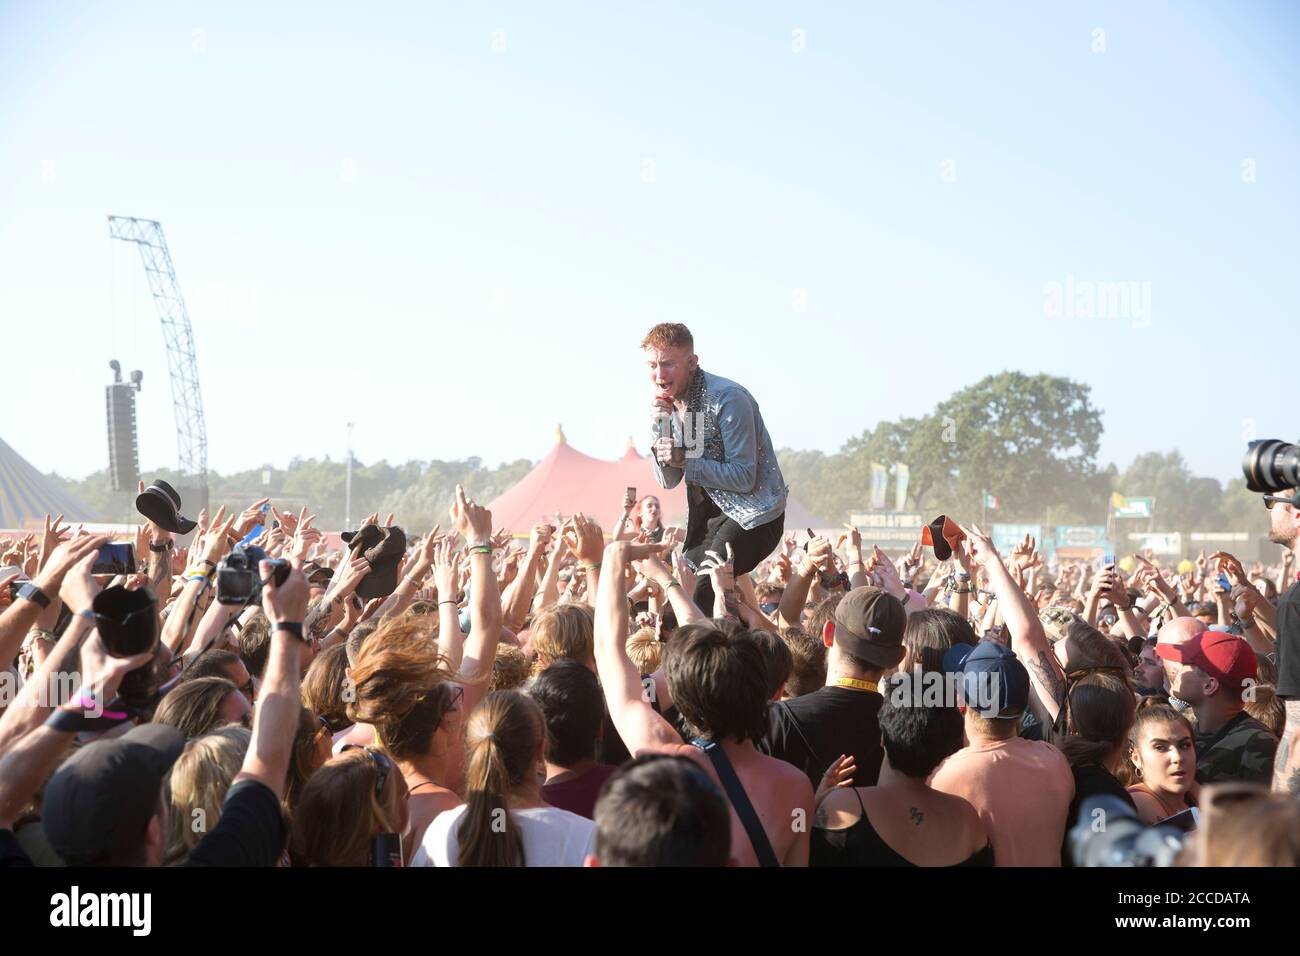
485, 427, 828, 534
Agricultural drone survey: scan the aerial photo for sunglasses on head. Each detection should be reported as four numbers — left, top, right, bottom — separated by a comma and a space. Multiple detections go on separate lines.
342, 745, 393, 799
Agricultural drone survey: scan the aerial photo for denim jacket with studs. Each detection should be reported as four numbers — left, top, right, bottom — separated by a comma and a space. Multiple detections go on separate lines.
651, 368, 787, 530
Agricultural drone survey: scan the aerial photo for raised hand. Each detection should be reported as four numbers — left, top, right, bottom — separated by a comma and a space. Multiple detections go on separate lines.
836, 524, 863, 566
1211, 551, 1248, 588
57, 543, 104, 614
899, 541, 923, 584
38, 513, 71, 574
804, 535, 835, 574
234, 498, 271, 538
699, 542, 736, 597
259, 558, 309, 625
199, 506, 237, 567
563, 513, 606, 567
956, 524, 1000, 570
290, 508, 322, 563
450, 485, 493, 545
431, 539, 463, 601
34, 532, 108, 595
331, 551, 372, 601
866, 544, 905, 598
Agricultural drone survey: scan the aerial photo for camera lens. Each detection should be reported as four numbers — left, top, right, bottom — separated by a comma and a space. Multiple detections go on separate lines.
1243, 439, 1300, 494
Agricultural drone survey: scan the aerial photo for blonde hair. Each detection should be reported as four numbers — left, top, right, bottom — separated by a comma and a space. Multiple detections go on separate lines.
626, 627, 663, 674
489, 644, 533, 693
531, 604, 595, 667
166, 726, 250, 865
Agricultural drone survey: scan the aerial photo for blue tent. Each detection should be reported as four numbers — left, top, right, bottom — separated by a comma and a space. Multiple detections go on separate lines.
0, 437, 93, 528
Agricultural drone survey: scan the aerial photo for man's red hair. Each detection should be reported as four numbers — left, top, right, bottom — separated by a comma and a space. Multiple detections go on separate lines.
640, 323, 694, 352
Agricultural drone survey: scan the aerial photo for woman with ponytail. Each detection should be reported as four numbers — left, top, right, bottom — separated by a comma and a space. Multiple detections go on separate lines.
412, 690, 595, 866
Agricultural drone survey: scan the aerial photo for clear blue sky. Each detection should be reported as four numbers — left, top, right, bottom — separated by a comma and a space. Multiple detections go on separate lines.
1, 0, 1295, 485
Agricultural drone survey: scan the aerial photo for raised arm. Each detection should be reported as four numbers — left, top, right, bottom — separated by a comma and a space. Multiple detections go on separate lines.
563, 513, 606, 610
595, 540, 683, 754
536, 535, 569, 612
0, 532, 104, 672
502, 524, 553, 630
961, 524, 1065, 724
0, 547, 103, 754
0, 629, 152, 829
451, 486, 504, 702
163, 508, 237, 655
235, 557, 311, 801
430, 539, 466, 672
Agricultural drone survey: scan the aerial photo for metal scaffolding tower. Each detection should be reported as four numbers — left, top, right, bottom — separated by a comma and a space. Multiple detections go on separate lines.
107, 216, 208, 486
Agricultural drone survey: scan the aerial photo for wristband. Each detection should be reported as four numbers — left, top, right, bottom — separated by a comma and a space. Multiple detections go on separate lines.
663, 579, 682, 592
275, 621, 307, 641
438, 599, 459, 606
585, 562, 602, 572
403, 574, 421, 588
149, 539, 174, 553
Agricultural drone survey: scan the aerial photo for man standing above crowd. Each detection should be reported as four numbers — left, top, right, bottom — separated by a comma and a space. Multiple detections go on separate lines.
645, 323, 788, 611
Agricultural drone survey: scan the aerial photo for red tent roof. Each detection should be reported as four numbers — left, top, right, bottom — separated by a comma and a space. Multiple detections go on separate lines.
485, 431, 828, 533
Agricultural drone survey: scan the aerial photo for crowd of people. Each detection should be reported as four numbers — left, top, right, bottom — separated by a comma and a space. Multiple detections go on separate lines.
0, 323, 1296, 868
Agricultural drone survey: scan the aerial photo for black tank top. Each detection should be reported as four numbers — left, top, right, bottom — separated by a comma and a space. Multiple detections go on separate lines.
811, 789, 994, 867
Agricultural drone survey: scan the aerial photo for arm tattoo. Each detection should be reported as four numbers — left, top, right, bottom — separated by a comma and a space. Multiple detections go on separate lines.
1273, 701, 1300, 793
1030, 651, 1067, 707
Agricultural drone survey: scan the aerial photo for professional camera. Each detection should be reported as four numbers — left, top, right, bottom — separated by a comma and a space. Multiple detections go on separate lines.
216, 545, 289, 605
1070, 795, 1191, 867
1243, 438, 1300, 494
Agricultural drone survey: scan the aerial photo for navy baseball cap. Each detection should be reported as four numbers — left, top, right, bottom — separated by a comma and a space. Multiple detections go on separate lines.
960, 641, 1030, 719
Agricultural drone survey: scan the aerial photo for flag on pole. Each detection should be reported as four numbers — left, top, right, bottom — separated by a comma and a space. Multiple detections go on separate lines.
894, 463, 910, 511
869, 463, 888, 511
982, 492, 1000, 510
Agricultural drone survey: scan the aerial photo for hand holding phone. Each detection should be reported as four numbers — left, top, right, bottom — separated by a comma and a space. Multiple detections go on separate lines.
92, 542, 137, 576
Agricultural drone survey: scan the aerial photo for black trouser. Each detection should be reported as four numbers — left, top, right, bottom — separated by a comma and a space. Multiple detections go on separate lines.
683, 490, 785, 616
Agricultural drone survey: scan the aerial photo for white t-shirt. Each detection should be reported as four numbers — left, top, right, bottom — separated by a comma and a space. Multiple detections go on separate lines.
411, 804, 595, 867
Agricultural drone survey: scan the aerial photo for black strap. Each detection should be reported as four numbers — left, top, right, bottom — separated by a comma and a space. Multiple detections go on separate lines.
691, 738, 780, 867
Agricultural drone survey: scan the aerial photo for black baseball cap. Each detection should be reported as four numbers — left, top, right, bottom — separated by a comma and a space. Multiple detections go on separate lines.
831, 586, 907, 668
42, 723, 185, 865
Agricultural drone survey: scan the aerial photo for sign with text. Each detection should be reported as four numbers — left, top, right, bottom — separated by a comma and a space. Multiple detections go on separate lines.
1055, 525, 1109, 549
1128, 532, 1182, 555
1111, 495, 1154, 519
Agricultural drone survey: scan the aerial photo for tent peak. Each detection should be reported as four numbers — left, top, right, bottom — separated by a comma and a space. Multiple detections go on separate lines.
555, 424, 566, 445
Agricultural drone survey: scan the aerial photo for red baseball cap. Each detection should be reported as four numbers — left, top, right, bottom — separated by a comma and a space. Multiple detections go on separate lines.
1157, 630, 1257, 693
